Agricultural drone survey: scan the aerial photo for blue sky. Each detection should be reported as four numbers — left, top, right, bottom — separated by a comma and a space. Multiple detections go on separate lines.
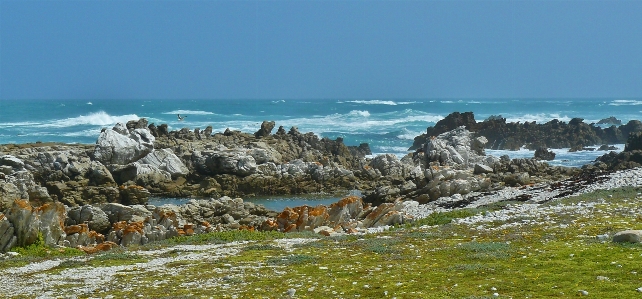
1, 0, 641, 100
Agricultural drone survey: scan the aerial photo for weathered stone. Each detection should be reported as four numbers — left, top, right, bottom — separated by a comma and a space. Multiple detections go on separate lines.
474, 163, 494, 174
94, 124, 155, 165
254, 121, 276, 138
613, 230, 642, 243
5, 200, 66, 247
138, 148, 189, 177
0, 214, 16, 252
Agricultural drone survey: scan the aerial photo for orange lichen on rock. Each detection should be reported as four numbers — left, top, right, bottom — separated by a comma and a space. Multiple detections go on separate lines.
329, 196, 361, 209
239, 225, 255, 231
123, 221, 144, 235
261, 219, 278, 231
88, 231, 105, 243
14, 199, 32, 211
79, 241, 118, 254
64, 224, 89, 235
284, 223, 297, 232
111, 221, 129, 231
183, 224, 195, 236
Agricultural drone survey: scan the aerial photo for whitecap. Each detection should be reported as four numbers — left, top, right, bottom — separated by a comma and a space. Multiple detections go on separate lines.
347, 110, 370, 117
397, 128, 423, 140
87, 102, 93, 105
609, 100, 642, 106
37, 111, 140, 128
346, 100, 397, 106
162, 110, 215, 115
504, 113, 572, 124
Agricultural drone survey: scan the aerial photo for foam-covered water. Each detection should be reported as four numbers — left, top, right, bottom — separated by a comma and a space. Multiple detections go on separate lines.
0, 98, 636, 166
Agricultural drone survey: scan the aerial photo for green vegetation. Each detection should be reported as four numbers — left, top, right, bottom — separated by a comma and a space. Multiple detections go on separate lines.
4, 187, 642, 298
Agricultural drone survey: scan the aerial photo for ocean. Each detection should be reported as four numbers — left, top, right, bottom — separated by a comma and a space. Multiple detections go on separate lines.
1, 98, 637, 210
0, 98, 638, 167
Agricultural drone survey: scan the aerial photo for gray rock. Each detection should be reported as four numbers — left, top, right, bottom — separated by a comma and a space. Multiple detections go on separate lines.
0, 155, 25, 169
66, 205, 111, 233
0, 214, 16, 252
138, 148, 189, 177
474, 163, 494, 174
613, 230, 642, 243
370, 154, 412, 178
94, 124, 155, 165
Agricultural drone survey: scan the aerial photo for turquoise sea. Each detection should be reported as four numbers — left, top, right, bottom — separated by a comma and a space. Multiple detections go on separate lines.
1, 98, 637, 209
1, 98, 638, 165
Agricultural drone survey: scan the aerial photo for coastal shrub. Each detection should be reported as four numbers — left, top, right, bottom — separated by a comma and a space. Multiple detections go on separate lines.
459, 241, 511, 260
410, 209, 481, 227
353, 237, 402, 254
166, 230, 288, 245
546, 186, 641, 206
11, 233, 84, 258
243, 244, 282, 251
267, 254, 317, 266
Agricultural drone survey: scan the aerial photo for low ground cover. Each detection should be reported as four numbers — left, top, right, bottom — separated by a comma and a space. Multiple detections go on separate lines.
3, 187, 642, 298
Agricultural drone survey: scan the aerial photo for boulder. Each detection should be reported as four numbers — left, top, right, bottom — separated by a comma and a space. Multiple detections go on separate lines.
138, 148, 189, 177
66, 205, 111, 234
5, 200, 66, 247
613, 230, 642, 243
193, 150, 258, 176
474, 163, 493, 174
254, 121, 276, 138
0, 213, 17, 252
94, 123, 155, 165
369, 154, 411, 178
534, 148, 556, 161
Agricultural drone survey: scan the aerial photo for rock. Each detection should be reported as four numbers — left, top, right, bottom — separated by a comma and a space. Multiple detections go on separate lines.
474, 163, 493, 174
423, 126, 487, 168
0, 213, 17, 252
102, 203, 150, 223
87, 161, 116, 186
0, 155, 25, 169
66, 205, 111, 234
369, 154, 411, 178
534, 148, 556, 161
94, 123, 155, 165
78, 241, 118, 254
597, 116, 622, 126
193, 150, 258, 177
138, 148, 189, 177
612, 230, 642, 243
111, 163, 171, 187
5, 200, 66, 247
327, 196, 363, 225
254, 121, 276, 138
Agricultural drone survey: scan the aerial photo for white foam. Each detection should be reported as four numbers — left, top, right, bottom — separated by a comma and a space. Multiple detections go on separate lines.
37, 111, 140, 128
504, 113, 572, 124
609, 100, 642, 106
163, 110, 214, 115
397, 128, 423, 140
86, 102, 93, 105
346, 100, 398, 106
348, 110, 370, 117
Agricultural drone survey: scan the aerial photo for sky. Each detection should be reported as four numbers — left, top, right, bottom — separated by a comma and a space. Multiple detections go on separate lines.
1, 0, 641, 100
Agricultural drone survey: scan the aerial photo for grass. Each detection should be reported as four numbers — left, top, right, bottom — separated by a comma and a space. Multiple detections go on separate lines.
5, 186, 642, 298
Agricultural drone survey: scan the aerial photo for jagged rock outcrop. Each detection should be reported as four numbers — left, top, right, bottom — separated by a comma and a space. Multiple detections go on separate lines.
0, 213, 17, 252
534, 148, 556, 161
272, 196, 413, 233
5, 200, 66, 247
593, 132, 642, 171
410, 112, 642, 151
94, 123, 155, 165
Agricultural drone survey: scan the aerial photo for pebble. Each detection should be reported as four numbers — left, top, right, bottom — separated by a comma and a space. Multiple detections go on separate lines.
287, 288, 296, 297
578, 290, 589, 296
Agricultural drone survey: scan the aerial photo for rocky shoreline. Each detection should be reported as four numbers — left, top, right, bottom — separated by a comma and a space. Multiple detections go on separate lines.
2, 113, 642, 254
